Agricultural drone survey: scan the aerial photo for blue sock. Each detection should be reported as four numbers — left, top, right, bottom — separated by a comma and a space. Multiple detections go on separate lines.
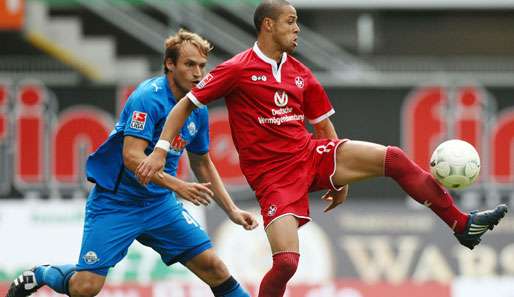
34, 264, 76, 295
211, 276, 249, 297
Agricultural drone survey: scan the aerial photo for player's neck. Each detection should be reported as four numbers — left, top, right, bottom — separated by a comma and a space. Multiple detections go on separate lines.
256, 38, 284, 63
166, 74, 185, 100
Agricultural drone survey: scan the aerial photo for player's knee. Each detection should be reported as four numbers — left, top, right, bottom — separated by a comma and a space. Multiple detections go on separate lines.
387, 146, 408, 161
190, 252, 230, 284
275, 260, 298, 278
273, 253, 299, 279
384, 146, 413, 176
69, 272, 104, 297
205, 256, 230, 281
70, 281, 102, 297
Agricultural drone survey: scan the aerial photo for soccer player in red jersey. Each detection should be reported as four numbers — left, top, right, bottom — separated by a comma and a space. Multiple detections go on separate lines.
136, 1, 508, 296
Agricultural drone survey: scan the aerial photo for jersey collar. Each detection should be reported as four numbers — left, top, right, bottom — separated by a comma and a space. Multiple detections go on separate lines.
162, 75, 177, 103
253, 42, 287, 83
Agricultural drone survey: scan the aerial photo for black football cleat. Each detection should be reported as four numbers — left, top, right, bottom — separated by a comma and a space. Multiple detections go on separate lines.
5, 268, 42, 297
455, 204, 508, 250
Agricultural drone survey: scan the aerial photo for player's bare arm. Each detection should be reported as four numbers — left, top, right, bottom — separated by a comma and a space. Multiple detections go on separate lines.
311, 118, 349, 211
136, 97, 196, 184
312, 118, 337, 139
188, 151, 259, 230
123, 136, 213, 206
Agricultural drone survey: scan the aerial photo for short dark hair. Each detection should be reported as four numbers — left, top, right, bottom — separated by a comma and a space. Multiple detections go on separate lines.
253, 0, 291, 33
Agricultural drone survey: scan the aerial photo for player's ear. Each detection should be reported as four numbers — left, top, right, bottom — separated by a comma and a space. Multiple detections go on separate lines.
165, 58, 175, 72
263, 17, 274, 32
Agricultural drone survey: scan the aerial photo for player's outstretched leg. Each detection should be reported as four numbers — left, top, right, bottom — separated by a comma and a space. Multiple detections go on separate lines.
5, 264, 76, 297
454, 204, 508, 249
383, 146, 508, 249
333, 141, 508, 250
384, 146, 469, 230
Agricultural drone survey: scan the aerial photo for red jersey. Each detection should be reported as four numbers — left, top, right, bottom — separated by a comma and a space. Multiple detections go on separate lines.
188, 43, 334, 187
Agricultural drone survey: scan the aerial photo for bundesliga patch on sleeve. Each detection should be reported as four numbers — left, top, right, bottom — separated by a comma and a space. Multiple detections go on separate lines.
197, 73, 214, 89
130, 111, 147, 130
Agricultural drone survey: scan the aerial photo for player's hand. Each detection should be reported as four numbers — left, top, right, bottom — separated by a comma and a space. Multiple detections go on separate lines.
176, 181, 214, 206
322, 185, 349, 213
228, 209, 259, 230
136, 149, 167, 185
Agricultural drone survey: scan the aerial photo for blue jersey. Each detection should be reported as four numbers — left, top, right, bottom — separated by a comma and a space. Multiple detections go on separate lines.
79, 76, 214, 276
86, 75, 210, 200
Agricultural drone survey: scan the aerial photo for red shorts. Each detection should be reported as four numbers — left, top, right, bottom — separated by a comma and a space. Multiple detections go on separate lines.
253, 138, 348, 229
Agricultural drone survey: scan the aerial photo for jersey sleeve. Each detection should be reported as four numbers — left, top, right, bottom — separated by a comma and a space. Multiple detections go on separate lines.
303, 70, 335, 124
122, 90, 161, 142
186, 108, 210, 155
187, 60, 241, 108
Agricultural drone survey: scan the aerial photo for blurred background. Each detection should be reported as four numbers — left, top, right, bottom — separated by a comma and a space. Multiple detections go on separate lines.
1, 0, 514, 296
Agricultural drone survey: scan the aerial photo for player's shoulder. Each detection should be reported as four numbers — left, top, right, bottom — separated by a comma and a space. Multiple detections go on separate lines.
220, 48, 254, 69
129, 76, 168, 105
286, 55, 312, 74
136, 76, 167, 97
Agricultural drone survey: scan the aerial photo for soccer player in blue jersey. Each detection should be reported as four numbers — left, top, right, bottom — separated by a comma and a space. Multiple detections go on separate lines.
6, 29, 258, 297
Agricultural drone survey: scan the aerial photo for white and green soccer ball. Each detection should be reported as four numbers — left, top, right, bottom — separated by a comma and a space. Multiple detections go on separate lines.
429, 139, 480, 190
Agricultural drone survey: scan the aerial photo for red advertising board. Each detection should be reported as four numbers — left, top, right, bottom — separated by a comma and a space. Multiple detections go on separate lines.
0, 0, 24, 30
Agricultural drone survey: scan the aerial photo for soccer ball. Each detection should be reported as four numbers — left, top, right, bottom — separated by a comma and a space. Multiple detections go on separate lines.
429, 139, 480, 189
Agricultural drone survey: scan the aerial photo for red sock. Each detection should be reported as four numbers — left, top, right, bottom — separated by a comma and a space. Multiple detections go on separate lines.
258, 252, 299, 297
384, 146, 468, 232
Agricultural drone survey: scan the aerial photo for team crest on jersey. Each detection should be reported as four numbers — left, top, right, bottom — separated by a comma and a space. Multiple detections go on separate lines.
188, 122, 197, 135
295, 76, 304, 88
130, 111, 147, 130
274, 91, 288, 107
267, 205, 277, 217
197, 73, 214, 89
83, 251, 99, 264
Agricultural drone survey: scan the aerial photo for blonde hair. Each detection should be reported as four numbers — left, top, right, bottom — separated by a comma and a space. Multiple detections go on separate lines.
163, 29, 213, 73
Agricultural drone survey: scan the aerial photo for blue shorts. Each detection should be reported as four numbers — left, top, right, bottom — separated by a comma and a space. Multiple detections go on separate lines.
76, 186, 212, 276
